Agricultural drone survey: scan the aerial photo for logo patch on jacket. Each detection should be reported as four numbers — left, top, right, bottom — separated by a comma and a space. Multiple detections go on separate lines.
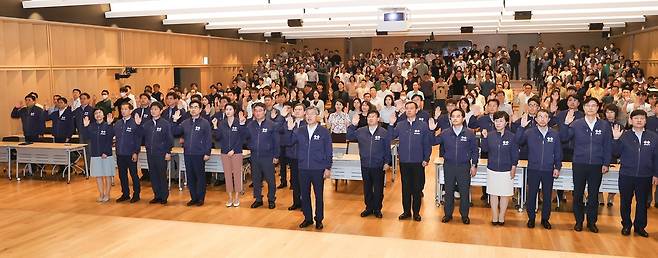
126, 127, 132, 133
413, 129, 420, 135
156, 127, 162, 132
594, 129, 602, 135
195, 126, 201, 131
460, 136, 468, 142
262, 128, 268, 133
644, 140, 651, 146
419, 117, 425, 121
30, 112, 35, 116
60, 116, 66, 120
313, 135, 320, 140
231, 126, 237, 132
502, 140, 509, 146
100, 130, 106, 135
546, 137, 554, 143
374, 135, 381, 141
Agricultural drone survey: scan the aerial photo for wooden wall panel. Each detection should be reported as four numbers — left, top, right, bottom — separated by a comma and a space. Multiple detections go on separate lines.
613, 28, 658, 76
0, 70, 52, 135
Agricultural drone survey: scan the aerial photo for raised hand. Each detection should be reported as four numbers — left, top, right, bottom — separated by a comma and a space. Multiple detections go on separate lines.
15, 101, 24, 109
172, 110, 181, 123
481, 128, 488, 138
106, 113, 114, 124
612, 124, 623, 140
564, 109, 575, 125
389, 112, 397, 125
520, 113, 530, 128
238, 111, 247, 124
280, 107, 290, 118
82, 116, 90, 127
133, 113, 142, 125
286, 116, 295, 130
212, 118, 218, 129
270, 109, 278, 120
428, 118, 437, 131
351, 113, 360, 126
204, 104, 211, 115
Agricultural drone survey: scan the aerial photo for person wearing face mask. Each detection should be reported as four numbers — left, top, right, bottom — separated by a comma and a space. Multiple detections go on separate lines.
114, 86, 133, 114
94, 90, 113, 116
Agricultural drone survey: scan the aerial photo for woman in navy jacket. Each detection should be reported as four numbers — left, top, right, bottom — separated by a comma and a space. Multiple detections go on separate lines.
82, 109, 115, 203
612, 110, 658, 238
212, 103, 247, 207
481, 111, 519, 226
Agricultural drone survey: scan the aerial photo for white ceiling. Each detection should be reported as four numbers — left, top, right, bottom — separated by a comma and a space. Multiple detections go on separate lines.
21, 0, 658, 39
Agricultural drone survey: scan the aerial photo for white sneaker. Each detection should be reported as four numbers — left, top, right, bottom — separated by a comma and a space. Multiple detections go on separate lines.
455, 192, 461, 199
233, 200, 240, 207
226, 201, 233, 207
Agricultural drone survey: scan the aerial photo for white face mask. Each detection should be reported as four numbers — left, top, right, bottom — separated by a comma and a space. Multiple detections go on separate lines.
120, 92, 127, 98
101, 94, 108, 100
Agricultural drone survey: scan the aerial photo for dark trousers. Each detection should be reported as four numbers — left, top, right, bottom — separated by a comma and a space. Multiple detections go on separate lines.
184, 155, 207, 202
362, 166, 385, 212
252, 156, 276, 202
619, 175, 651, 231
300, 169, 325, 222
511, 63, 519, 80
443, 163, 471, 218
290, 158, 301, 206
527, 169, 554, 221
572, 163, 603, 225
147, 154, 168, 201
279, 155, 291, 185
117, 155, 140, 198
399, 162, 425, 215
423, 97, 434, 112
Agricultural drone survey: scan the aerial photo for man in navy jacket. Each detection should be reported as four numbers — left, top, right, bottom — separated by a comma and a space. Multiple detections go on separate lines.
517, 109, 563, 230
141, 102, 174, 205
285, 106, 332, 229
172, 100, 213, 206
388, 101, 433, 222
560, 97, 612, 233
47, 97, 75, 143
243, 102, 280, 209
346, 110, 392, 219
74, 93, 94, 169
132, 93, 152, 181
282, 103, 306, 211
433, 108, 479, 224
468, 98, 499, 201
612, 110, 658, 237
11, 94, 46, 142
114, 102, 143, 203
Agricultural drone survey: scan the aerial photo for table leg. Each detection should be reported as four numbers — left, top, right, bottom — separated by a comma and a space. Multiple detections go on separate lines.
167, 160, 171, 190
16, 152, 20, 181
83, 148, 89, 179
7, 148, 12, 180
67, 150, 71, 184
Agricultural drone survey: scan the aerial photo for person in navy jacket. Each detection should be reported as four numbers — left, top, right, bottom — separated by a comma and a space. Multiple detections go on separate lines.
436, 99, 458, 131
47, 97, 75, 143
433, 108, 479, 224
242, 102, 280, 209
114, 102, 143, 203
162, 92, 188, 182
282, 103, 307, 211
212, 103, 247, 207
132, 93, 152, 181
11, 94, 46, 142
612, 110, 658, 237
172, 100, 213, 206
517, 109, 563, 230
141, 102, 174, 205
346, 110, 392, 219
82, 109, 115, 202
481, 111, 519, 226
511, 97, 541, 160
468, 98, 500, 201
560, 97, 613, 233
387, 101, 433, 222
74, 93, 94, 168
397, 95, 430, 125
285, 106, 332, 229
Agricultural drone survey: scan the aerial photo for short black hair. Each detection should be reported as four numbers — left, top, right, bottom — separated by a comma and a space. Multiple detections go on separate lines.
166, 92, 180, 99
630, 109, 647, 119
492, 110, 509, 122
101, 90, 109, 95
150, 101, 164, 110
367, 110, 380, 118
120, 102, 134, 110
450, 108, 465, 118
252, 102, 266, 110
486, 98, 500, 106
404, 101, 418, 109
72, 88, 81, 94
411, 94, 424, 101
57, 97, 68, 104
583, 96, 600, 106
25, 94, 36, 101
80, 93, 90, 99
139, 93, 150, 99
189, 100, 202, 108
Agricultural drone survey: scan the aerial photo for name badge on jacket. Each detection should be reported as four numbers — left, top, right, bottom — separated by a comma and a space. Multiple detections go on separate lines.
413, 129, 420, 135
460, 136, 468, 142
644, 140, 651, 146
594, 129, 602, 135
546, 137, 554, 143
231, 126, 238, 132
313, 135, 320, 140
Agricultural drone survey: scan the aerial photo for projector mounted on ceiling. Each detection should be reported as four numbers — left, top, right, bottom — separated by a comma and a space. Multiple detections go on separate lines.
377, 7, 409, 32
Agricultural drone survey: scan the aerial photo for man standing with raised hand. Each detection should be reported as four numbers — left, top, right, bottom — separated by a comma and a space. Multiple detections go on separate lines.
114, 102, 143, 203
243, 102, 280, 209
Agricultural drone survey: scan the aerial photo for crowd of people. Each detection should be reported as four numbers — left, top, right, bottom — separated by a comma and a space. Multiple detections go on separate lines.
9, 40, 658, 236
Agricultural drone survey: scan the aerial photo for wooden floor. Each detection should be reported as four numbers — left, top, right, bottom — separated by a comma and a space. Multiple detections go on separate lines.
0, 146, 657, 257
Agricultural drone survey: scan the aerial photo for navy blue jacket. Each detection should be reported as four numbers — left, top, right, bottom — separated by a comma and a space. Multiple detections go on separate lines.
646, 116, 658, 134
468, 114, 495, 132
132, 107, 151, 120
346, 125, 392, 168
560, 118, 613, 166
141, 118, 174, 156
549, 109, 583, 127
517, 126, 563, 172
213, 118, 246, 154
73, 105, 94, 138
613, 130, 658, 178
172, 116, 212, 156
83, 121, 114, 157
47, 108, 75, 139
287, 124, 333, 170
244, 119, 280, 159
162, 106, 189, 124
436, 113, 451, 130
434, 126, 479, 166
481, 130, 519, 172
113, 117, 142, 156
282, 119, 306, 159
11, 106, 46, 137
398, 110, 430, 125
389, 118, 433, 163
511, 114, 539, 160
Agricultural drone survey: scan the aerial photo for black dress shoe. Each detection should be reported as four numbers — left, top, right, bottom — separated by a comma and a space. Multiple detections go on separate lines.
130, 196, 140, 203
413, 215, 422, 221
541, 220, 552, 230
315, 222, 324, 230
149, 198, 160, 204
374, 211, 383, 218
491, 221, 498, 226
288, 204, 300, 211
621, 226, 631, 236
299, 220, 314, 228
441, 216, 452, 223
251, 201, 263, 208
268, 201, 276, 209
654, 203, 658, 208
587, 224, 599, 233
277, 183, 287, 189
186, 200, 196, 206
574, 223, 583, 232
196, 201, 204, 207
116, 196, 130, 203
527, 220, 535, 228
498, 222, 505, 226
480, 194, 487, 201
398, 213, 411, 220
360, 210, 372, 217
607, 202, 613, 207
160, 200, 167, 205
635, 229, 649, 238
462, 217, 470, 224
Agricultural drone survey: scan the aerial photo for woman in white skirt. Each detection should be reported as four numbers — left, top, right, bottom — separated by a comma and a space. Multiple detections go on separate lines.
82, 109, 116, 202
480, 111, 519, 226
